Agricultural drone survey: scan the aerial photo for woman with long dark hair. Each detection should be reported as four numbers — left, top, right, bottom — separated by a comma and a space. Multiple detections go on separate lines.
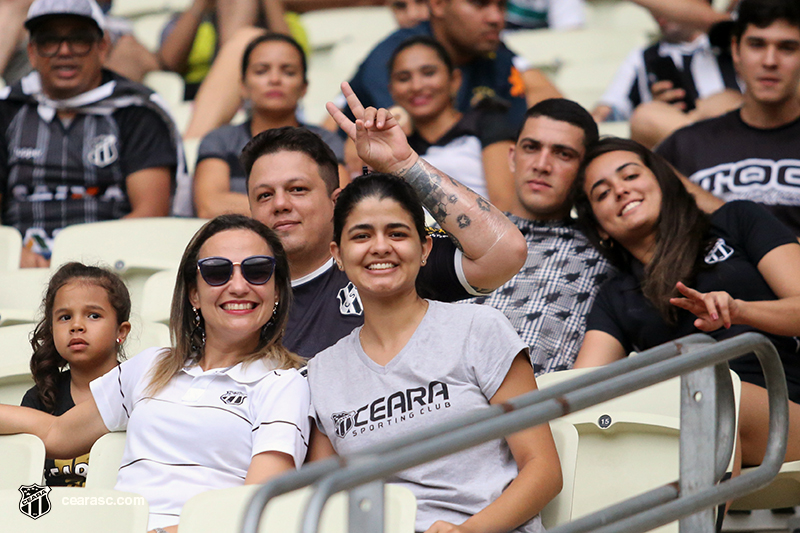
0, 214, 310, 532
572, 137, 800, 466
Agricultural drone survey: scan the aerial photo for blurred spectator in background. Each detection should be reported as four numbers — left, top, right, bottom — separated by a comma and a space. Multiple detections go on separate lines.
388, 0, 428, 28
656, 0, 800, 235
504, 0, 585, 31
180, 0, 385, 139
158, 0, 308, 101
0, 0, 183, 267
0, 0, 158, 86
338, 0, 561, 142
594, 0, 743, 147
388, 36, 516, 209
193, 33, 345, 219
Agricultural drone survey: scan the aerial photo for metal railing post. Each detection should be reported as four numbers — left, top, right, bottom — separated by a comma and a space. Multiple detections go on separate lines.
348, 480, 385, 533
679, 365, 720, 533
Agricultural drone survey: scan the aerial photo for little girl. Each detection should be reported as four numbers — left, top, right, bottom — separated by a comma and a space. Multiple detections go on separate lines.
21, 262, 132, 486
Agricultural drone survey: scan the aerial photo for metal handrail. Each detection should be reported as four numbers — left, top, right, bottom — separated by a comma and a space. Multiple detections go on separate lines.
240, 333, 789, 533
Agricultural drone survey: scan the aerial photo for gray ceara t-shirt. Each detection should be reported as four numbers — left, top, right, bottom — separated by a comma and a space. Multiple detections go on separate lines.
307, 300, 544, 533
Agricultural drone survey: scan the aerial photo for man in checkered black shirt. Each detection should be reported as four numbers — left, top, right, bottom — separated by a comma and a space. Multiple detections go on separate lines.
472, 99, 614, 375
0, 0, 184, 267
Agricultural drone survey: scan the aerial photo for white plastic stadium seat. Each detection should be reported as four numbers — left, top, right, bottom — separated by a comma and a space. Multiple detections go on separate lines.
0, 434, 45, 488
49, 218, 206, 315
85, 432, 128, 490
0, 323, 36, 406
109, 0, 167, 18
300, 6, 396, 51
583, 0, 657, 34
541, 419, 579, 528
124, 322, 171, 361
537, 367, 741, 533
131, 13, 172, 52
141, 270, 177, 326
0, 226, 22, 270
179, 483, 417, 533
0, 488, 148, 532
0, 268, 50, 327
599, 121, 631, 139
503, 28, 650, 109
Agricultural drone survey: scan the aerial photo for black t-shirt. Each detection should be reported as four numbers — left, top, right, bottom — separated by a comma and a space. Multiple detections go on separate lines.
21, 370, 90, 487
285, 230, 478, 359
587, 201, 800, 402
656, 110, 800, 235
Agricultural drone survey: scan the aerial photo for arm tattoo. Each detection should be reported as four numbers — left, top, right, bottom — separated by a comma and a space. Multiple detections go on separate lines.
476, 197, 491, 212
398, 161, 452, 225
457, 214, 471, 229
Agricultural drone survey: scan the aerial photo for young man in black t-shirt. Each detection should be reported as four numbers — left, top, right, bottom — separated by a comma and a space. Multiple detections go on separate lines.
243, 87, 528, 359
656, 0, 800, 235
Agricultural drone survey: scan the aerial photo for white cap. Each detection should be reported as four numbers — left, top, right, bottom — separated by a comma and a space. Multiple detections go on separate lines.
25, 0, 105, 35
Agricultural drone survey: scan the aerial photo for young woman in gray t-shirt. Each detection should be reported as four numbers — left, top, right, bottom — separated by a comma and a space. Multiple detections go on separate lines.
307, 173, 562, 533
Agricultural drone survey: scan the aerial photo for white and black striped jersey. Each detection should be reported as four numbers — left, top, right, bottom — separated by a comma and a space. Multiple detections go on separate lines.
0, 70, 185, 257
599, 34, 740, 120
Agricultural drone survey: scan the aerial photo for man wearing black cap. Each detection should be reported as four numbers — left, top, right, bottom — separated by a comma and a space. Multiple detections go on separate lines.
0, 0, 188, 267
657, 0, 800, 236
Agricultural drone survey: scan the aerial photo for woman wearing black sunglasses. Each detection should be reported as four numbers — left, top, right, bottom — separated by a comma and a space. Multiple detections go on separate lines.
0, 214, 311, 533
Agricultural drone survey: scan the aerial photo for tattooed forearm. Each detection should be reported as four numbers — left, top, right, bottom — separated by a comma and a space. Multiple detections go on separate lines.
476, 197, 491, 212
457, 214, 471, 229
399, 160, 454, 226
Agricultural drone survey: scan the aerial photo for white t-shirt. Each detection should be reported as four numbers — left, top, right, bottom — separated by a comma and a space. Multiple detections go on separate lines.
308, 301, 543, 533
90, 347, 311, 529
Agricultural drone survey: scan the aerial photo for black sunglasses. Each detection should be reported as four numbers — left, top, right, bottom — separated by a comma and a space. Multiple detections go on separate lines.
32, 32, 101, 58
197, 256, 276, 286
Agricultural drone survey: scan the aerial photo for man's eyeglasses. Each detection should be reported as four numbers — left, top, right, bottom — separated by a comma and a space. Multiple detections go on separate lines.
197, 256, 277, 286
31, 32, 100, 58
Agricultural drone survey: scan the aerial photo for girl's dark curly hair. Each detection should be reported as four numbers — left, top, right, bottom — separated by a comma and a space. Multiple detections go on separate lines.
30, 263, 131, 413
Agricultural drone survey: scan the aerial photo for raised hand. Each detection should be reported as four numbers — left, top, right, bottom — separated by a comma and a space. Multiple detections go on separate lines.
669, 281, 740, 331
326, 82, 418, 175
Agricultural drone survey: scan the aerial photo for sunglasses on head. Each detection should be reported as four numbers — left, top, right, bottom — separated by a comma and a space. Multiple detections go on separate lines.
197, 256, 276, 286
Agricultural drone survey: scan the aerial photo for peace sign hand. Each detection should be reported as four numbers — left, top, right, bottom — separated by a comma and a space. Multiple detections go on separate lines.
326, 82, 418, 175
669, 281, 741, 332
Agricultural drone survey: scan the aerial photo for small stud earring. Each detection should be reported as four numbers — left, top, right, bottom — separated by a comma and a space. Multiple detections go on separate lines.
421, 258, 427, 266
336, 262, 344, 270
116, 338, 121, 344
